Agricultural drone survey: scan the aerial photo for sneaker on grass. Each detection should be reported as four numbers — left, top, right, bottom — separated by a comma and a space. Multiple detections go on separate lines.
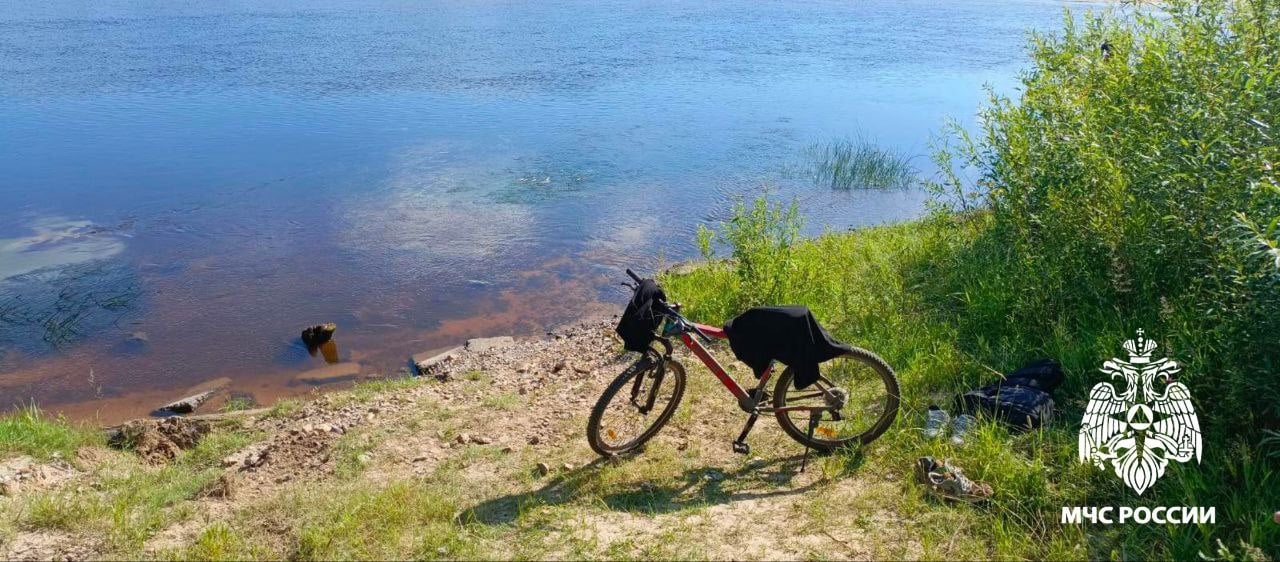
914, 456, 993, 503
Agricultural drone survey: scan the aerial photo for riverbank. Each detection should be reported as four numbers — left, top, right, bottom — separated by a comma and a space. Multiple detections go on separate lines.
1, 212, 1275, 560
2, 308, 933, 560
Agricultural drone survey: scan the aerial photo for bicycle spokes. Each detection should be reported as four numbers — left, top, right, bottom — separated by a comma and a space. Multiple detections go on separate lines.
598, 363, 681, 450
782, 358, 890, 442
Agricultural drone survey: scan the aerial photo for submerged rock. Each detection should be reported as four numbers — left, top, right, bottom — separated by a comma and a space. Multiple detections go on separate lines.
293, 363, 360, 385
301, 323, 338, 349
154, 390, 216, 415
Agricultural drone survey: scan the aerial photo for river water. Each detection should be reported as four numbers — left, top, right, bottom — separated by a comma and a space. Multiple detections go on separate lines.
0, 0, 1104, 421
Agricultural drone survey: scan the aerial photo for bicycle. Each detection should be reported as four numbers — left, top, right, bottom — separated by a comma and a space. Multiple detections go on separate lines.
587, 269, 900, 459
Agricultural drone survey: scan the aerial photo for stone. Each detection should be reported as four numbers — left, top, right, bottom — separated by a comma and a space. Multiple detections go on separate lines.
534, 462, 550, 477
455, 433, 469, 445
303, 424, 314, 433
500, 446, 513, 454
412, 346, 463, 376
155, 390, 216, 415
561, 462, 574, 472
528, 436, 540, 445
471, 435, 492, 445
573, 365, 591, 374
552, 360, 568, 373
464, 336, 515, 353
412, 454, 430, 463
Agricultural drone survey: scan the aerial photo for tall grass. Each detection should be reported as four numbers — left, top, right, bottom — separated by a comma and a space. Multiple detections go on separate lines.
805, 138, 915, 190
0, 404, 102, 460
667, 1, 1280, 557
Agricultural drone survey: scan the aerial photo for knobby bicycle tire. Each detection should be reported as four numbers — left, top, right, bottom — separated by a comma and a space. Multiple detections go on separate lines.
772, 347, 900, 453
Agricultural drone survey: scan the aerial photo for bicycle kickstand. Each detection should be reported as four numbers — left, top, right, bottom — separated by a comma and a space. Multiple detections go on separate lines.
732, 413, 758, 455
800, 413, 821, 472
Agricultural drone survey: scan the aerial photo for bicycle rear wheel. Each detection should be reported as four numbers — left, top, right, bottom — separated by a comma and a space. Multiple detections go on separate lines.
587, 353, 686, 457
772, 348, 899, 452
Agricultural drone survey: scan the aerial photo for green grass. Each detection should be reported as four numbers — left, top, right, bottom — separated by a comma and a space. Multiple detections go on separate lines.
3, 420, 258, 556
263, 398, 304, 420
804, 137, 915, 190
220, 396, 256, 413
481, 392, 523, 412
329, 375, 425, 408
0, 404, 103, 460
211, 478, 477, 560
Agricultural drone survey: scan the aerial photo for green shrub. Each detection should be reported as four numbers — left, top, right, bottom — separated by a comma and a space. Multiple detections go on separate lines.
931, 0, 1280, 428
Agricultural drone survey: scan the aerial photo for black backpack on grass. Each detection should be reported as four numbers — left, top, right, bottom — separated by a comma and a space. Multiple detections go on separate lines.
955, 359, 1063, 430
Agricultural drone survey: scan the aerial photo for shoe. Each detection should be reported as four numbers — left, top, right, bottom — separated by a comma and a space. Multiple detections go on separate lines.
951, 414, 977, 446
914, 456, 992, 503
924, 405, 950, 439
914, 456, 939, 484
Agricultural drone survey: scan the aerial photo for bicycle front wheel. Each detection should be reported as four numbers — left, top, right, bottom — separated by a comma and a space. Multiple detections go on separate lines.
587, 353, 686, 457
772, 348, 899, 452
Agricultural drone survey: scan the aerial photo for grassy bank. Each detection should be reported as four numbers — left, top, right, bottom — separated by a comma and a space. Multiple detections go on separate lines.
665, 0, 1279, 557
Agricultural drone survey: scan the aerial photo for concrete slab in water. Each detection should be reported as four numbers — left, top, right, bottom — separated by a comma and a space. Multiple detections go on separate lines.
465, 336, 515, 352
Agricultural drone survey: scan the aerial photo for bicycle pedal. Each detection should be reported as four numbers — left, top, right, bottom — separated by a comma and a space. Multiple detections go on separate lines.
732, 441, 750, 455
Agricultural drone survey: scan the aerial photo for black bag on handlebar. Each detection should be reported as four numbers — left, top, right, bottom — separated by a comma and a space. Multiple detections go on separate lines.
616, 278, 667, 353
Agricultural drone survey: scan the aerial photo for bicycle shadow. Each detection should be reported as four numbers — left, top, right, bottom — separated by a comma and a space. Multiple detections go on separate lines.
458, 450, 864, 526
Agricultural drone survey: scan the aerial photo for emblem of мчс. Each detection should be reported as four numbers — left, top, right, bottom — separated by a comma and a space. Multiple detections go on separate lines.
1079, 329, 1201, 495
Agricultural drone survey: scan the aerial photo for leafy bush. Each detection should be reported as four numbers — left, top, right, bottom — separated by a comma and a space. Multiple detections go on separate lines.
932, 0, 1280, 429
694, 195, 803, 312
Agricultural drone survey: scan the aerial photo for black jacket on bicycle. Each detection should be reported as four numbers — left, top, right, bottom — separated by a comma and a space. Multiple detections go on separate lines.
724, 306, 852, 390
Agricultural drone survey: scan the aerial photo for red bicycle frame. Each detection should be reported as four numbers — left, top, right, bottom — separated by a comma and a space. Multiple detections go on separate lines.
679, 323, 770, 403
664, 321, 831, 417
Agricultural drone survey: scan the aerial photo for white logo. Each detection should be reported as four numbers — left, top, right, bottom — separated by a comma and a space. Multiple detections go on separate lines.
1079, 329, 1201, 495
